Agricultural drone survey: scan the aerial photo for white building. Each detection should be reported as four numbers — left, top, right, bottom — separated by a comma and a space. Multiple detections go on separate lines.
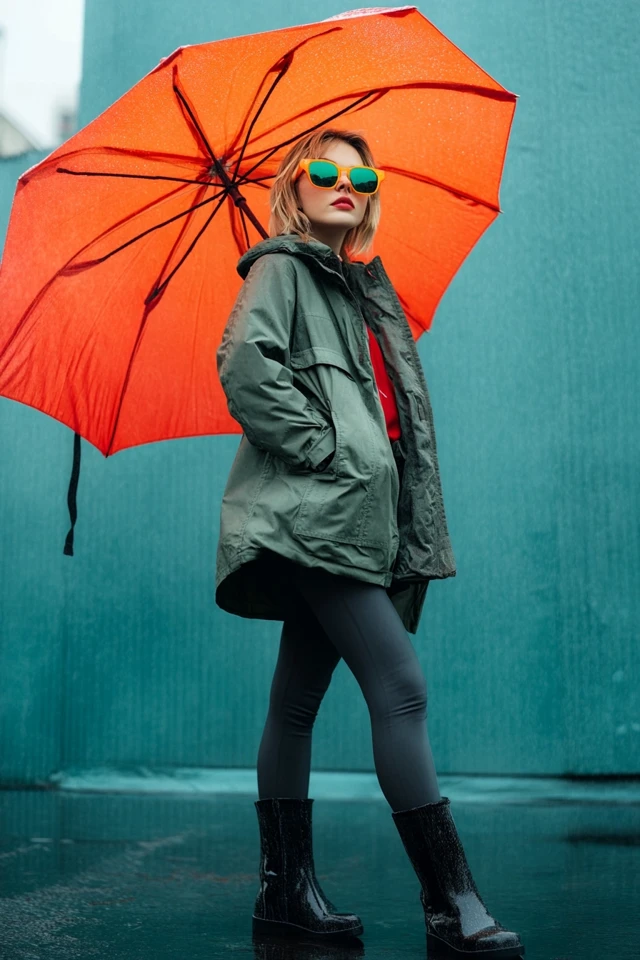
0, 105, 41, 157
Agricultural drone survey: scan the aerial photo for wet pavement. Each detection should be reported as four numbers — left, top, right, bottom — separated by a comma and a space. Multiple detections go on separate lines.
1, 774, 639, 959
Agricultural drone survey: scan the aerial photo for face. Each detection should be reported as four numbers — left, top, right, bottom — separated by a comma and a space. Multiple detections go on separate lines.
294, 139, 370, 233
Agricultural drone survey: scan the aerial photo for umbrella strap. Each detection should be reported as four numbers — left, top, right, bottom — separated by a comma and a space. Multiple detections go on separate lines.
63, 431, 82, 556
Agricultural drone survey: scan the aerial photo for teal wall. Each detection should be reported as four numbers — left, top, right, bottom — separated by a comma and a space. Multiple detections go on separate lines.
1, 1, 639, 786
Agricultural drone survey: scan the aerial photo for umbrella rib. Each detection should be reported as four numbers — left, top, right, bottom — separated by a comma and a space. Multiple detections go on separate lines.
225, 26, 342, 170
22, 145, 211, 186
233, 78, 514, 175
230, 55, 292, 184
69, 188, 227, 268
106, 188, 228, 456
57, 168, 218, 187
57, 166, 271, 189
145, 189, 228, 305
385, 164, 501, 213
0, 176, 218, 369
239, 176, 271, 187
238, 204, 251, 250
172, 71, 215, 161
238, 89, 382, 182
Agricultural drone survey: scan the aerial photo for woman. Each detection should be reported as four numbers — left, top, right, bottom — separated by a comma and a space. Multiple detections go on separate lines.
215, 127, 524, 959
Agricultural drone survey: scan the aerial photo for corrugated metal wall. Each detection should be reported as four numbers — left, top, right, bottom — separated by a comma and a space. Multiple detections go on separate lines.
1, 1, 638, 785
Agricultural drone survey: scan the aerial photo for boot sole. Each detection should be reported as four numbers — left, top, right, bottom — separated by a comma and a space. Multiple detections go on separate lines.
252, 915, 364, 941
427, 931, 525, 959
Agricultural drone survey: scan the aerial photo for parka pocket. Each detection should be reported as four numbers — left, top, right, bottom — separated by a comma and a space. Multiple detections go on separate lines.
289, 348, 358, 481
290, 346, 383, 484
289, 349, 393, 547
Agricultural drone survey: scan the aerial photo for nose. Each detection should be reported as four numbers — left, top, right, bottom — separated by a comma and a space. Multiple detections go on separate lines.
336, 169, 352, 191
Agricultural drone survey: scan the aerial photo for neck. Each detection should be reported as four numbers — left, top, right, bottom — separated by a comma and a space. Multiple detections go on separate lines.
306, 221, 347, 259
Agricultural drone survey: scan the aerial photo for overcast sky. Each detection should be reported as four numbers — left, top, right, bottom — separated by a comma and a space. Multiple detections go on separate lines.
0, 0, 84, 147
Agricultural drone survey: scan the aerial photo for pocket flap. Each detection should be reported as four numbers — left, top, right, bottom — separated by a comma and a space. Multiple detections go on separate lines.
290, 347, 355, 379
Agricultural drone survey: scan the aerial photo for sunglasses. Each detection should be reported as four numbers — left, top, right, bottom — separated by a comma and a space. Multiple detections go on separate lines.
295, 158, 385, 196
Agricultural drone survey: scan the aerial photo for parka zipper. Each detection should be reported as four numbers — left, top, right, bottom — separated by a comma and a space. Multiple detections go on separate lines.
292, 250, 391, 440
293, 250, 403, 562
332, 268, 388, 423
335, 271, 401, 541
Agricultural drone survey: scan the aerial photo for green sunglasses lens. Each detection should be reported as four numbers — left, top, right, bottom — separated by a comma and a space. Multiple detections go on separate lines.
349, 166, 379, 194
307, 160, 380, 194
308, 160, 339, 187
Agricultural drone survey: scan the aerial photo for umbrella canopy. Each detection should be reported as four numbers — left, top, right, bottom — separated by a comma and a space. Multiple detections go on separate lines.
0, 5, 517, 553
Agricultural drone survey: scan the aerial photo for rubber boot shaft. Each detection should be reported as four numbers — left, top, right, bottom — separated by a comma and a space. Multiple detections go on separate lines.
252, 797, 363, 940
392, 797, 524, 958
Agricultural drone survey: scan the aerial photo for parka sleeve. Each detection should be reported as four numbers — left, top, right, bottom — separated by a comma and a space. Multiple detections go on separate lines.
216, 254, 337, 470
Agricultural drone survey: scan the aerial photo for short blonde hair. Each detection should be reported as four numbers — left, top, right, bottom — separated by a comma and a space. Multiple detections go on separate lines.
267, 127, 381, 262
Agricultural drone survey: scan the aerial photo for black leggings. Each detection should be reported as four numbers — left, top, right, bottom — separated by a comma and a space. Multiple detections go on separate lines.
257, 553, 441, 813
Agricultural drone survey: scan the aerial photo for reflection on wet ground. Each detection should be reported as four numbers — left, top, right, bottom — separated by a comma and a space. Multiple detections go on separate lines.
1, 775, 639, 959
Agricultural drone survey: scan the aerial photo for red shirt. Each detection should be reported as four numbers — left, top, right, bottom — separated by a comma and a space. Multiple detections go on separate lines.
365, 323, 401, 441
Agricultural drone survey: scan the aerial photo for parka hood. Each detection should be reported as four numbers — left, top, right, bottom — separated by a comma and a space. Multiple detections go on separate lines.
236, 232, 367, 282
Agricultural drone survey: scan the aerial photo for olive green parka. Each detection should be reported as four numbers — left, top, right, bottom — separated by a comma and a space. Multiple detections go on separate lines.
215, 233, 456, 634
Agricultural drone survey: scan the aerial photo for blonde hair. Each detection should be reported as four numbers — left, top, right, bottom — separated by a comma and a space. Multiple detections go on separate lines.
267, 127, 381, 262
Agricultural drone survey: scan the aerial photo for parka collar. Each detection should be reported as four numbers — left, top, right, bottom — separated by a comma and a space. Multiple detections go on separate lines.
236, 232, 377, 289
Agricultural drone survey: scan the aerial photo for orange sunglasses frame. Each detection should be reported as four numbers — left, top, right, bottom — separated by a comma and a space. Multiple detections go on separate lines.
294, 158, 386, 195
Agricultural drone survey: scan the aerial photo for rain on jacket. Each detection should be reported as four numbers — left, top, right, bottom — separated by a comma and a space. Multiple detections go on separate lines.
215, 233, 456, 634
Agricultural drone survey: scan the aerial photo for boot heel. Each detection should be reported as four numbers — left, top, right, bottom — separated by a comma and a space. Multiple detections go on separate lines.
252, 914, 364, 940
427, 929, 524, 958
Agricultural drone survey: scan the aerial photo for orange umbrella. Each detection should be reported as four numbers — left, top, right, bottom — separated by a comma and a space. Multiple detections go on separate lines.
0, 5, 517, 555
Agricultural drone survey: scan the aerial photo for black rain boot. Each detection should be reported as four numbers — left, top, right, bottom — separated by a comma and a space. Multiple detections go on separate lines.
252, 797, 364, 941
392, 797, 524, 958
